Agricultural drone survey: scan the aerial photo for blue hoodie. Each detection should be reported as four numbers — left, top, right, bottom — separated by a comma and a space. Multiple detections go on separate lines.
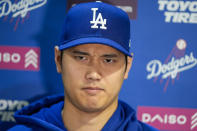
8, 94, 158, 131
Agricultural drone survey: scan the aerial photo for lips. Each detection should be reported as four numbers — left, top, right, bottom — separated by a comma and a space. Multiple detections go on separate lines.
82, 87, 104, 95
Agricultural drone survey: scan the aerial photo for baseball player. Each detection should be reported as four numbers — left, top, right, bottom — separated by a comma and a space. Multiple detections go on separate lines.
9, 2, 158, 131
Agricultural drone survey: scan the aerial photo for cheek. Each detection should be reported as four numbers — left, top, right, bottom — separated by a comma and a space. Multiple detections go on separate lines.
104, 68, 125, 94
61, 59, 85, 90
61, 65, 85, 102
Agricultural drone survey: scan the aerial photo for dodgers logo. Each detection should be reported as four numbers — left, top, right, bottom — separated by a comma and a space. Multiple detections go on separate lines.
90, 8, 107, 29
146, 39, 197, 91
0, 0, 47, 31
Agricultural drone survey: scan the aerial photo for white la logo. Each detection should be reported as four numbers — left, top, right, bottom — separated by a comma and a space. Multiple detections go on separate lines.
90, 8, 107, 29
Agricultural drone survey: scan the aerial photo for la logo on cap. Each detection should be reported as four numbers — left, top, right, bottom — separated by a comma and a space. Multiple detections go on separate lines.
90, 8, 107, 29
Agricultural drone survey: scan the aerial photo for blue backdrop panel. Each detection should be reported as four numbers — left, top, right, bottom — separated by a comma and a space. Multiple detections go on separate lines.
0, 0, 66, 129
0, 0, 197, 130
119, 0, 197, 109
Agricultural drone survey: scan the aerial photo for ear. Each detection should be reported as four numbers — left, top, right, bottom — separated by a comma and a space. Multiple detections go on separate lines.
124, 54, 133, 79
54, 46, 62, 73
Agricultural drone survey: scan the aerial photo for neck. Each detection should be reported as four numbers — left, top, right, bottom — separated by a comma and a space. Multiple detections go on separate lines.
62, 98, 118, 131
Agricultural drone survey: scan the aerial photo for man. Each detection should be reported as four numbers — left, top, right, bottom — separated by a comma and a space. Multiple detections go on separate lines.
9, 2, 158, 131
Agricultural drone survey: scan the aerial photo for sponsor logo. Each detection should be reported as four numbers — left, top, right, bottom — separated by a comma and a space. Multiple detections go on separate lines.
0, 0, 47, 18
191, 113, 197, 130
158, 0, 197, 24
0, 0, 47, 30
0, 99, 29, 122
147, 52, 197, 80
67, 0, 137, 19
116, 5, 133, 14
138, 106, 197, 131
0, 46, 40, 71
146, 39, 197, 91
25, 49, 38, 69
90, 8, 107, 30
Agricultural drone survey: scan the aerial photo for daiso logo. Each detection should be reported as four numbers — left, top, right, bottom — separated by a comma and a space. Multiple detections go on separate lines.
137, 106, 197, 131
0, 46, 40, 71
142, 113, 187, 125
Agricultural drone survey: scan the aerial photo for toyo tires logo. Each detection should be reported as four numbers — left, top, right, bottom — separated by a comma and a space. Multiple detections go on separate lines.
0, 99, 29, 122
158, 0, 197, 24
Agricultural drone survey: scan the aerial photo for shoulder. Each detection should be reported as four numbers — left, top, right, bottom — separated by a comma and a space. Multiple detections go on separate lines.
118, 101, 159, 131
138, 121, 159, 131
8, 125, 32, 131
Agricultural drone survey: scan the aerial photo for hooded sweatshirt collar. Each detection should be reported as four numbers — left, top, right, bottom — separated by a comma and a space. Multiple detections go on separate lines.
14, 94, 138, 131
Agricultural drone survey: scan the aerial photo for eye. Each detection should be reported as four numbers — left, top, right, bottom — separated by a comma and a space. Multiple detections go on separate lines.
74, 56, 87, 61
104, 58, 116, 63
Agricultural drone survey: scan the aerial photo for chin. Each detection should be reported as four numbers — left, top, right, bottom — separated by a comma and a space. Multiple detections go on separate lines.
78, 101, 108, 113
80, 106, 106, 113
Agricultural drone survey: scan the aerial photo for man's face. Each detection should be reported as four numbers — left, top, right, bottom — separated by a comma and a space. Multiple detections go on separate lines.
55, 44, 132, 113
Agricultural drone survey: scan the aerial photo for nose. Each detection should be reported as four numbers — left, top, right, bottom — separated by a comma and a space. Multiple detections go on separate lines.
85, 60, 102, 81
86, 71, 101, 81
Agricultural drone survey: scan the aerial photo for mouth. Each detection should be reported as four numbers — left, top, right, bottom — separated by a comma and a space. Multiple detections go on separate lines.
82, 87, 104, 96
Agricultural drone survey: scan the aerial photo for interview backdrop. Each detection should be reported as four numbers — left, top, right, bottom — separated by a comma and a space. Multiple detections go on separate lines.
0, 0, 197, 130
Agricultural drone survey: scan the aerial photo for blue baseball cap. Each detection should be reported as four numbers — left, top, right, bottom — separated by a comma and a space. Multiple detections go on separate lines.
58, 2, 132, 57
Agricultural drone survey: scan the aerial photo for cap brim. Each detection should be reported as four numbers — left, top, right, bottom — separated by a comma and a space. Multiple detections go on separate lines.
59, 37, 132, 57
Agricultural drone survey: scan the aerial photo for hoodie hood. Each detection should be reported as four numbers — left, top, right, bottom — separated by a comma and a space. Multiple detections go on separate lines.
11, 94, 157, 131
14, 94, 65, 131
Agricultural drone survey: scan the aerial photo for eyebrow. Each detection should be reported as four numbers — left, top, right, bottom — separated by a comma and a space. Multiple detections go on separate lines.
70, 50, 119, 57
71, 50, 90, 55
101, 54, 118, 58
